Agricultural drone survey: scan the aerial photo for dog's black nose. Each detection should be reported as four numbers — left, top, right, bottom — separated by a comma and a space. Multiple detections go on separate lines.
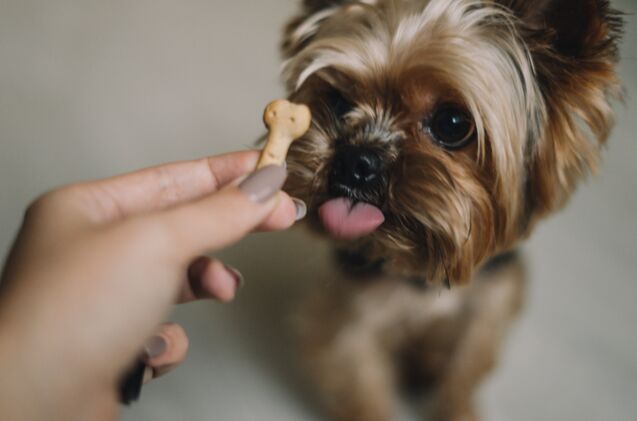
329, 146, 383, 195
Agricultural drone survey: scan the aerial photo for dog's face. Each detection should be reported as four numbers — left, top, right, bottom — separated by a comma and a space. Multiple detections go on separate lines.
280, 0, 621, 284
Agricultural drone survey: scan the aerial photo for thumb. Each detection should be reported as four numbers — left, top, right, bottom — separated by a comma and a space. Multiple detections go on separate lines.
144, 165, 289, 258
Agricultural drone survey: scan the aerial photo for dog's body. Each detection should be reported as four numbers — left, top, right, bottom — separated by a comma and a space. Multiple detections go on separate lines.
297, 250, 524, 420
277, 0, 622, 419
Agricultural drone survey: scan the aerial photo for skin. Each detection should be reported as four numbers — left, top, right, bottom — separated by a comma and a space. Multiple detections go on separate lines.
0, 150, 298, 421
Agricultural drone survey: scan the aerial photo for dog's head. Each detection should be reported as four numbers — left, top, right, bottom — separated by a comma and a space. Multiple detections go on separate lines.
280, 0, 622, 284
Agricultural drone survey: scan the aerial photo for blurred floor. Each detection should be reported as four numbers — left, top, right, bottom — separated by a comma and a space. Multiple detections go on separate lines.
0, 1, 635, 420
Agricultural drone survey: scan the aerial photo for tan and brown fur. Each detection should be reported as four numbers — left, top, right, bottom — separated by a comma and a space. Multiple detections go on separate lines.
277, 0, 623, 419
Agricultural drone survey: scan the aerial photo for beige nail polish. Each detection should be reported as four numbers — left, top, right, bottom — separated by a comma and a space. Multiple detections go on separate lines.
144, 336, 167, 359
293, 198, 307, 221
224, 265, 245, 289
142, 366, 155, 384
238, 165, 287, 203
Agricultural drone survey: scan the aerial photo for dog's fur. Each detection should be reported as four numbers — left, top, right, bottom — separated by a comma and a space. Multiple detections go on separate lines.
277, 1, 622, 419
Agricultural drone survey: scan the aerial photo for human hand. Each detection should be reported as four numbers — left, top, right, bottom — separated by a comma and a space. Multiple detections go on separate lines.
0, 150, 303, 420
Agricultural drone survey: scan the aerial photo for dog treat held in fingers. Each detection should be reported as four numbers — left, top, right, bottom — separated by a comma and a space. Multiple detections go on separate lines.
257, 99, 311, 169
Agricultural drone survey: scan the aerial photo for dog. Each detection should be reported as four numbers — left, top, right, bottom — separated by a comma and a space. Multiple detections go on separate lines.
277, 1, 623, 419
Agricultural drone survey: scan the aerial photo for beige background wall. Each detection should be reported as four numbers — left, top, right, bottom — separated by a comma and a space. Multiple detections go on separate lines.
1, 1, 636, 420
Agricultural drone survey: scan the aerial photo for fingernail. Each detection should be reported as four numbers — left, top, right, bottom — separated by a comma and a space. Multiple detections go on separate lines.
142, 366, 155, 384
239, 165, 287, 203
144, 336, 167, 359
224, 265, 244, 289
292, 198, 307, 221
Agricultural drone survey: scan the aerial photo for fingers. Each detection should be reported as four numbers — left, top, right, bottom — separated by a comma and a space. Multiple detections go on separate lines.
180, 256, 243, 303
256, 192, 304, 231
142, 323, 189, 382
149, 165, 293, 258
75, 150, 261, 222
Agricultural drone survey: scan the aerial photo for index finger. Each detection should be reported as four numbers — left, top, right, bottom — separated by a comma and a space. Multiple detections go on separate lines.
77, 150, 260, 222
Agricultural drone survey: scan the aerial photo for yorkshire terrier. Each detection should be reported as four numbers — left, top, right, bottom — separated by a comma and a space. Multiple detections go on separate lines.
277, 1, 623, 420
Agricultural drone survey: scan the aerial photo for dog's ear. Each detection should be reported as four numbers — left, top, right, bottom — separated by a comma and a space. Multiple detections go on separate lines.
499, 0, 623, 225
282, 1, 349, 58
499, 0, 622, 59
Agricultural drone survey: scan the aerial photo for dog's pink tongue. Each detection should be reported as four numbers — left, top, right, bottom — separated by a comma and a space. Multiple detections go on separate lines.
318, 198, 385, 240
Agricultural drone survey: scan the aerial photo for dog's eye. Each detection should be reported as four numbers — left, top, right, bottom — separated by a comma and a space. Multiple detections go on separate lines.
425, 106, 475, 149
327, 90, 353, 118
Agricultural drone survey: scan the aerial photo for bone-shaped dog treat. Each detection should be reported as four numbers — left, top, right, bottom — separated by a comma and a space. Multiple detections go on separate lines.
257, 99, 311, 169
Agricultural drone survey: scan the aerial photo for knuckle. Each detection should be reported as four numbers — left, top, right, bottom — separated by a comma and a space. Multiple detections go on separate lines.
24, 190, 63, 221
24, 196, 47, 221
24, 185, 85, 222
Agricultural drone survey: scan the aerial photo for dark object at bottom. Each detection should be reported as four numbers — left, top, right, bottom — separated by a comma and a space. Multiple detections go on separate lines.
119, 360, 146, 405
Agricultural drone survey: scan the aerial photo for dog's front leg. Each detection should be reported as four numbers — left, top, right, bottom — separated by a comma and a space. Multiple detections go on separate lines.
298, 277, 398, 421
431, 256, 526, 421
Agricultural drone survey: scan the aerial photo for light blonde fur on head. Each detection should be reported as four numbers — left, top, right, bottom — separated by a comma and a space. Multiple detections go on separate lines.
281, 0, 621, 283
284, 0, 543, 231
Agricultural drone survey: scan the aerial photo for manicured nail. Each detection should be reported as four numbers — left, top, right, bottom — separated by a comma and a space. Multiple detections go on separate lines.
224, 265, 244, 289
142, 366, 154, 384
239, 165, 287, 203
292, 198, 307, 221
144, 336, 167, 359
